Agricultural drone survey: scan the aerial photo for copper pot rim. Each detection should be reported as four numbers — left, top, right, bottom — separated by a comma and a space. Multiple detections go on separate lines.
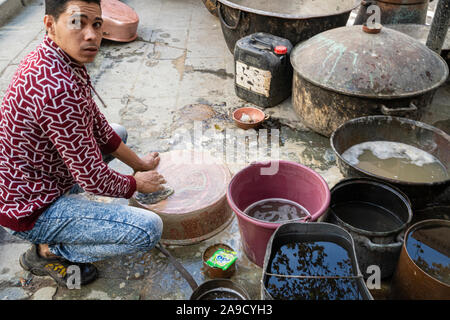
217, 0, 361, 20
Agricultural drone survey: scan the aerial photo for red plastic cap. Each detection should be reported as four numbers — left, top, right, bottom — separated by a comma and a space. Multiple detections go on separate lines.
274, 45, 288, 55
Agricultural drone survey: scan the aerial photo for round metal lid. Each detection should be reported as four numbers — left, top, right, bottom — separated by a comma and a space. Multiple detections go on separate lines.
217, 0, 360, 19
386, 24, 450, 51
291, 25, 449, 99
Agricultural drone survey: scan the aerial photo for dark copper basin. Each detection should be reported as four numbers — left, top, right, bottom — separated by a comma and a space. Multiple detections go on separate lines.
129, 150, 234, 245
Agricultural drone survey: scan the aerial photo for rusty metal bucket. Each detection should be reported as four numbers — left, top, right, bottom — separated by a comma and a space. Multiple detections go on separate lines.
391, 219, 450, 300
101, 0, 139, 42
354, 0, 430, 25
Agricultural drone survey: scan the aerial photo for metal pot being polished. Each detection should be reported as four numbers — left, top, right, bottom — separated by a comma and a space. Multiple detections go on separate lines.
291, 24, 449, 137
129, 150, 234, 245
354, 0, 431, 25
216, 0, 361, 53
330, 116, 450, 210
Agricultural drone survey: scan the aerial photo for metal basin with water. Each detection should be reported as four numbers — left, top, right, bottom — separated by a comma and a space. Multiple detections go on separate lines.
261, 222, 373, 300
331, 116, 450, 210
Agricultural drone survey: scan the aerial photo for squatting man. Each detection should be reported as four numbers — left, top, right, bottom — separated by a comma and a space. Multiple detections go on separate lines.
0, 0, 167, 287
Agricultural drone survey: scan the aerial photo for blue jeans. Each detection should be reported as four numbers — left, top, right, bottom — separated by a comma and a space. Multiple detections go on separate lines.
4, 124, 163, 263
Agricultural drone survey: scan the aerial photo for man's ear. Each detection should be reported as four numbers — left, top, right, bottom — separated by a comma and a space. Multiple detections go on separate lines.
44, 15, 56, 36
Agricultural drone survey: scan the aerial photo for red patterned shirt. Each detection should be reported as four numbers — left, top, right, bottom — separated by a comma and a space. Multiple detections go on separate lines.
0, 35, 136, 232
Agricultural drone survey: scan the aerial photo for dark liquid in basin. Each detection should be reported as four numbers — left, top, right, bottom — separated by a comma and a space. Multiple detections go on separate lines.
244, 198, 310, 222
406, 225, 450, 285
200, 290, 243, 300
332, 201, 404, 232
265, 239, 364, 300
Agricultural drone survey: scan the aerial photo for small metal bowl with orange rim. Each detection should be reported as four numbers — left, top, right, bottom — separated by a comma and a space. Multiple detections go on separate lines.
232, 107, 270, 130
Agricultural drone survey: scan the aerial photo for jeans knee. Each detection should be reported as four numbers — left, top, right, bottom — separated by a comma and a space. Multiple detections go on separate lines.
110, 123, 128, 144
135, 214, 163, 250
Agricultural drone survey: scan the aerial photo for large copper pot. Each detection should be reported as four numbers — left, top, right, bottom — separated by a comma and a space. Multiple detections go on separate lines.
291, 24, 449, 137
217, 0, 360, 53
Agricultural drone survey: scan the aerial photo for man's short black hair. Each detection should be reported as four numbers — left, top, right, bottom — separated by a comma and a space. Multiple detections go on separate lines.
45, 0, 101, 21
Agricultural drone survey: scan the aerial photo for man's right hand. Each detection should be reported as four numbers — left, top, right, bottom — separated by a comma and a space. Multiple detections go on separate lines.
134, 170, 166, 194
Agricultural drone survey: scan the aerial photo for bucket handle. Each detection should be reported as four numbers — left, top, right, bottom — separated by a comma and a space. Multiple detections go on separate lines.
218, 2, 242, 30
359, 235, 403, 251
250, 35, 274, 51
380, 101, 418, 116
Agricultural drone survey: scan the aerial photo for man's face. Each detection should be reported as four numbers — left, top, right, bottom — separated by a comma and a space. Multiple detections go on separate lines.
44, 1, 103, 64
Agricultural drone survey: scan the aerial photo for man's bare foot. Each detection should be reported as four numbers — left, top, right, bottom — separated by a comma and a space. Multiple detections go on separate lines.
37, 244, 59, 259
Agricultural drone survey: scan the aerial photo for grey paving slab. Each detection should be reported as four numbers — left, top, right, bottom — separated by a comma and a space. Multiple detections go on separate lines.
179, 57, 233, 98
0, 287, 30, 300
0, 59, 9, 74
187, 25, 230, 58
0, 28, 42, 61
0, 64, 17, 96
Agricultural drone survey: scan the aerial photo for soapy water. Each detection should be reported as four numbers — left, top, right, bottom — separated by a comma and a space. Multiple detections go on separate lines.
342, 141, 448, 183
244, 198, 311, 223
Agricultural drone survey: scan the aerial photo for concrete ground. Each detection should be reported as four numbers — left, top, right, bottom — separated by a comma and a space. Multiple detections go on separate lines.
0, 0, 449, 300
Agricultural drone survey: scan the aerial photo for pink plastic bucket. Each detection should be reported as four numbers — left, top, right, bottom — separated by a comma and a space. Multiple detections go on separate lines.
226, 161, 331, 267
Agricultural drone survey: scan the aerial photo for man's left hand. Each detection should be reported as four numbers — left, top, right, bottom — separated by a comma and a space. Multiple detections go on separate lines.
135, 152, 160, 172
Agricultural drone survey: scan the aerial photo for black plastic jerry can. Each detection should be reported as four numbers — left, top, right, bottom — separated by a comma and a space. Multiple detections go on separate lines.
234, 33, 293, 108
